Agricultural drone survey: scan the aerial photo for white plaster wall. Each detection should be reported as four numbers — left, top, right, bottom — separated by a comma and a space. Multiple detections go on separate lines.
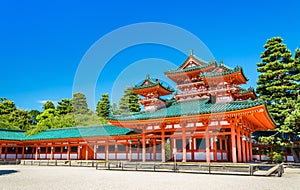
54, 154, 61, 159
6, 154, 16, 159
217, 152, 222, 160
287, 156, 294, 162
108, 153, 115, 160
175, 152, 183, 160
117, 153, 126, 160
146, 153, 151, 160
261, 155, 270, 161
39, 154, 46, 159
210, 152, 214, 160
223, 153, 227, 160
61, 154, 67, 160
186, 152, 192, 160
131, 153, 138, 160
70, 154, 77, 160
96, 153, 105, 160
194, 152, 206, 160
156, 153, 162, 161
252, 155, 260, 160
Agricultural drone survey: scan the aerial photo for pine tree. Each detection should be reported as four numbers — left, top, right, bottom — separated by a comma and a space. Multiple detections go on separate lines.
56, 99, 73, 115
42, 101, 55, 111
256, 37, 295, 127
119, 87, 140, 114
110, 103, 121, 115
96, 94, 110, 118
72, 92, 89, 114
257, 37, 300, 162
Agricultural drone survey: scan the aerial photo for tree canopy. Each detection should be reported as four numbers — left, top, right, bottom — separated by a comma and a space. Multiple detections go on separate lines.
256, 37, 300, 162
42, 101, 55, 111
96, 94, 110, 118
118, 87, 140, 114
72, 92, 89, 114
256, 37, 296, 126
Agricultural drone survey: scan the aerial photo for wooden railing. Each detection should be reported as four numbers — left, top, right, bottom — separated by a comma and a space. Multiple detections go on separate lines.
17, 160, 285, 177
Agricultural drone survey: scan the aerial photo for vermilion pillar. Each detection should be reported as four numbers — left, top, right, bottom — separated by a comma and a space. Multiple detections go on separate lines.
231, 126, 237, 163
249, 136, 253, 161
105, 143, 109, 161
205, 125, 210, 163
67, 144, 70, 160
153, 139, 156, 161
142, 129, 146, 162
51, 146, 54, 160
161, 128, 166, 162
22, 146, 24, 159
35, 145, 38, 160
236, 127, 242, 162
242, 132, 246, 162
182, 125, 187, 162
246, 133, 250, 162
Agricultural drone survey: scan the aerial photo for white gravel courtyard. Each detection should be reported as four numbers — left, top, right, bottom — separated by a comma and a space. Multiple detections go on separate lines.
0, 165, 299, 190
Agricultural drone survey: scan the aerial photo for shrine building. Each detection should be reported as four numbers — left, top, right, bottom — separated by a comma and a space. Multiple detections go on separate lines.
0, 52, 276, 163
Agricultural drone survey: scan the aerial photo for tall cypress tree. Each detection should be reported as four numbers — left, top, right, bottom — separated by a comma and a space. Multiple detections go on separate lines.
72, 92, 89, 114
96, 94, 110, 118
256, 37, 295, 127
119, 87, 140, 114
257, 37, 300, 162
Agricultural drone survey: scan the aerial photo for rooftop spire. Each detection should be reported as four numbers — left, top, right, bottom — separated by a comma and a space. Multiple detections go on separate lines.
190, 49, 194, 56
146, 73, 150, 80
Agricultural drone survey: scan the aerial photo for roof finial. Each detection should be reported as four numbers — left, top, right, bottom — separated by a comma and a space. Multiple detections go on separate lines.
190, 49, 194, 56
146, 73, 150, 80
220, 60, 223, 65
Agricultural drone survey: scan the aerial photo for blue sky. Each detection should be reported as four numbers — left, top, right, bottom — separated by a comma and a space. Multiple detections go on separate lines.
0, 0, 299, 111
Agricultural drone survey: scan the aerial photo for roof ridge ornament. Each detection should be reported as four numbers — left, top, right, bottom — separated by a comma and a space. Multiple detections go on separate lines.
190, 49, 194, 56
146, 73, 150, 80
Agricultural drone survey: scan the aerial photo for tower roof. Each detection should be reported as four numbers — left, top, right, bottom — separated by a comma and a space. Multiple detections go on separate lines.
200, 65, 248, 85
132, 74, 174, 97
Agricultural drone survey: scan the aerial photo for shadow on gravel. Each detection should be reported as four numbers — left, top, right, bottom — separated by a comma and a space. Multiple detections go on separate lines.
0, 170, 18, 176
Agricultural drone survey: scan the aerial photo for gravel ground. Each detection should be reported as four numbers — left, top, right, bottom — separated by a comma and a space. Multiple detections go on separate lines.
0, 165, 299, 190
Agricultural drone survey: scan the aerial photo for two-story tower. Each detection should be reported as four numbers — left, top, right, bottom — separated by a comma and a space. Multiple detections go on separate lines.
132, 74, 174, 112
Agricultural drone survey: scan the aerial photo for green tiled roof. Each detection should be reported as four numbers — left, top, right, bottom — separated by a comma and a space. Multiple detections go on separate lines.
133, 75, 174, 92
211, 63, 233, 73
165, 61, 215, 74
0, 129, 26, 141
239, 87, 255, 95
110, 98, 266, 121
200, 66, 248, 80
0, 125, 132, 141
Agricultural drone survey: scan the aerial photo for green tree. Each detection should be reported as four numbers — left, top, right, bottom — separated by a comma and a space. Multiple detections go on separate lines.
56, 98, 73, 115
72, 92, 89, 114
119, 87, 140, 114
10, 110, 32, 130
256, 37, 296, 126
0, 99, 32, 130
96, 94, 110, 118
28, 110, 41, 124
0, 99, 17, 114
36, 108, 57, 122
42, 101, 55, 111
110, 103, 121, 115
256, 37, 300, 162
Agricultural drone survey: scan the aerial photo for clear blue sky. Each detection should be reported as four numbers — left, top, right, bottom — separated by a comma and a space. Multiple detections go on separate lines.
0, 0, 299, 111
